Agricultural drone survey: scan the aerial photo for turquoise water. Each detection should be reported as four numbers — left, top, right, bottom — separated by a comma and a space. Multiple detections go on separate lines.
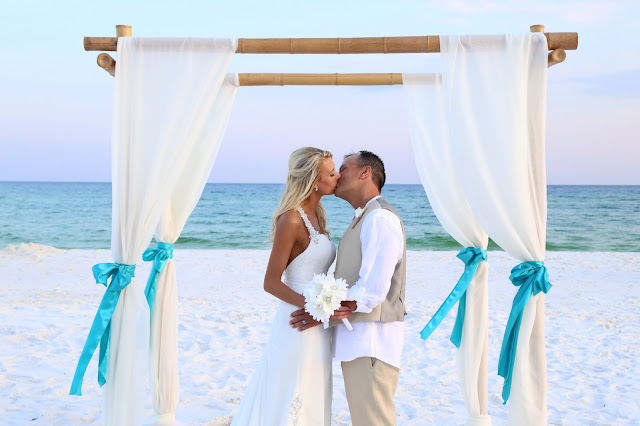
0, 182, 638, 251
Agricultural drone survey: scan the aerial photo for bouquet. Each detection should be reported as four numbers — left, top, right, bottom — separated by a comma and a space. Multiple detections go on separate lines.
303, 273, 353, 331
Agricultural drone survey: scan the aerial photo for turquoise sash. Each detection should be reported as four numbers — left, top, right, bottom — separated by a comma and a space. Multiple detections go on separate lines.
498, 261, 551, 404
69, 262, 136, 396
420, 247, 487, 347
142, 242, 174, 316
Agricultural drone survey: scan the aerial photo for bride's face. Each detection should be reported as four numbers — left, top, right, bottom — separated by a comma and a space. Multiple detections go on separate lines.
315, 158, 340, 196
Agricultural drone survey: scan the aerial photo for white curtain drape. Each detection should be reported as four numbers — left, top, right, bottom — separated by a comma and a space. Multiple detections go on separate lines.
147, 75, 238, 424
105, 37, 237, 425
439, 34, 549, 425
403, 73, 491, 425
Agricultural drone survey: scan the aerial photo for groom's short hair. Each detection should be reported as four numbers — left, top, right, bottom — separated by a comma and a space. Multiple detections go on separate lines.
346, 151, 386, 191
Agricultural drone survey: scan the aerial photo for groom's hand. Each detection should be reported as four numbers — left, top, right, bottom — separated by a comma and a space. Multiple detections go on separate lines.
290, 309, 320, 331
330, 306, 351, 320
341, 300, 358, 312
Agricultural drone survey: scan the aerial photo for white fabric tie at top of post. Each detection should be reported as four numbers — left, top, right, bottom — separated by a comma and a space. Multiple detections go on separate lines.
75, 37, 237, 426
438, 33, 550, 425
403, 73, 491, 426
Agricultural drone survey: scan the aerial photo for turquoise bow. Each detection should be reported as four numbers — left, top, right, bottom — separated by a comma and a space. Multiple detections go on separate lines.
142, 242, 174, 316
498, 261, 551, 404
420, 247, 487, 347
69, 262, 136, 396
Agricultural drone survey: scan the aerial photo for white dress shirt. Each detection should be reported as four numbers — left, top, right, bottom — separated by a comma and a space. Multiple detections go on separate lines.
333, 196, 405, 369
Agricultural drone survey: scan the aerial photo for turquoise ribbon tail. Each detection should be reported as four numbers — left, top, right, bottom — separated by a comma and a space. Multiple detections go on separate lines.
420, 247, 487, 347
98, 325, 109, 386
450, 291, 466, 348
142, 242, 173, 317
69, 263, 135, 396
498, 261, 551, 404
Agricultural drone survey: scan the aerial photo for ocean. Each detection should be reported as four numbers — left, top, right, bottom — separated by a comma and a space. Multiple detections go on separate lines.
1, 182, 638, 251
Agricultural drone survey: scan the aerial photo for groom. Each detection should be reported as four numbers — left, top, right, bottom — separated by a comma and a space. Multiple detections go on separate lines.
292, 150, 406, 426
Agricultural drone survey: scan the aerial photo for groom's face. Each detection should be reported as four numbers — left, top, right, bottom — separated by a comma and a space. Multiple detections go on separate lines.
334, 155, 361, 201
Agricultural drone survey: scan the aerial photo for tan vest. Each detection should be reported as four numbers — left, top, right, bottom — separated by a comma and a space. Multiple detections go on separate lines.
331, 197, 407, 325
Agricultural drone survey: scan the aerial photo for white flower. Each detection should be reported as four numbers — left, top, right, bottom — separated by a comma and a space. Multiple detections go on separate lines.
304, 273, 350, 323
303, 273, 325, 299
306, 299, 329, 322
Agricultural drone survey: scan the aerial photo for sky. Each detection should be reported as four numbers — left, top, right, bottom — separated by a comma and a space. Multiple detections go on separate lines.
1, 0, 638, 184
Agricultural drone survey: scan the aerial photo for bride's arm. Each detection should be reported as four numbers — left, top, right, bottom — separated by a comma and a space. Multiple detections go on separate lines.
263, 211, 307, 308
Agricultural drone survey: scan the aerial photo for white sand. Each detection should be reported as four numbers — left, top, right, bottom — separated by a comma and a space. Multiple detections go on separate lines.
1, 243, 639, 425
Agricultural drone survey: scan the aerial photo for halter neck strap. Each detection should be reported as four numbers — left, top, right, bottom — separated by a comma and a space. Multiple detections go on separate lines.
296, 207, 320, 242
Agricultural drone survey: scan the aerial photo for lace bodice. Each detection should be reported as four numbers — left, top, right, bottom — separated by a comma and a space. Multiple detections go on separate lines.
282, 208, 336, 294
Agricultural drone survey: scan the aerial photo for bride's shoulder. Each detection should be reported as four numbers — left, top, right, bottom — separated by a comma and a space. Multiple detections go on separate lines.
273, 210, 307, 244
276, 209, 305, 231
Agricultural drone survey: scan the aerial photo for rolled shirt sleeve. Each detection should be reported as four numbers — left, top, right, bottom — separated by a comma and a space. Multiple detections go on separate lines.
348, 208, 404, 314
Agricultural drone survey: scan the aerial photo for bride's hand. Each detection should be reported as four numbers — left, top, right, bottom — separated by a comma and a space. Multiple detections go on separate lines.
290, 308, 320, 331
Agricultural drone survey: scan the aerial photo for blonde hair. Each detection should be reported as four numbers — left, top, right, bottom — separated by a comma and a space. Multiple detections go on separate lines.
270, 147, 333, 240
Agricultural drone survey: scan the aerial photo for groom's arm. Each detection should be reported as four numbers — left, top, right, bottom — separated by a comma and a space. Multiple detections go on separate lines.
346, 210, 404, 313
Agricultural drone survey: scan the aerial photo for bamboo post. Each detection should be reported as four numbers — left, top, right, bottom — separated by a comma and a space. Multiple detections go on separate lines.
116, 25, 132, 37
83, 33, 579, 53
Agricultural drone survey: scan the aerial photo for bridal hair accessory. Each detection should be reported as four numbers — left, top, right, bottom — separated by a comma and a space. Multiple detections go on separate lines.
304, 273, 353, 331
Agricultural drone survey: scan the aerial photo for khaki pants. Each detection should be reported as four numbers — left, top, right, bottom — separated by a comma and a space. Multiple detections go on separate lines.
341, 357, 400, 426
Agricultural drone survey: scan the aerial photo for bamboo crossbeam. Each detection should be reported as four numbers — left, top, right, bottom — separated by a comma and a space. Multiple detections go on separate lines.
235, 36, 441, 54
84, 33, 578, 53
97, 66, 562, 83
548, 49, 566, 67
238, 73, 404, 86
97, 53, 116, 76
94, 61, 405, 84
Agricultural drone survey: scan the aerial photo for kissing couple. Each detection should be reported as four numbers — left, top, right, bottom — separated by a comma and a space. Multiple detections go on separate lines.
232, 147, 407, 426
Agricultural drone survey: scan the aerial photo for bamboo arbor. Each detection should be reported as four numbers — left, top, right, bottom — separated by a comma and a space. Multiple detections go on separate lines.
86, 25, 577, 81
80, 23, 579, 425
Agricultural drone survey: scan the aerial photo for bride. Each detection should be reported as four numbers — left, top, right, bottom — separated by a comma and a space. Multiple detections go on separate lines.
231, 147, 350, 425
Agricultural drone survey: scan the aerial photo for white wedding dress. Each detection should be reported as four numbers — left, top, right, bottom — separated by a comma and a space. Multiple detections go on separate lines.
231, 208, 336, 426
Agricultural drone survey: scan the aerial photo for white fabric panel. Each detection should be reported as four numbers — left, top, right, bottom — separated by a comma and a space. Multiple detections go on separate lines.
148, 262, 179, 425
403, 73, 490, 425
439, 34, 549, 425
151, 75, 238, 423
107, 37, 236, 425
459, 264, 490, 425
403, 74, 487, 248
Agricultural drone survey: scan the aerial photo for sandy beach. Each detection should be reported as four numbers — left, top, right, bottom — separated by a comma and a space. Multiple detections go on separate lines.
1, 243, 638, 425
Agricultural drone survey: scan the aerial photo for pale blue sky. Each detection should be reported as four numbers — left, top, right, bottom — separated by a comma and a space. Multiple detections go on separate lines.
1, 0, 638, 184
